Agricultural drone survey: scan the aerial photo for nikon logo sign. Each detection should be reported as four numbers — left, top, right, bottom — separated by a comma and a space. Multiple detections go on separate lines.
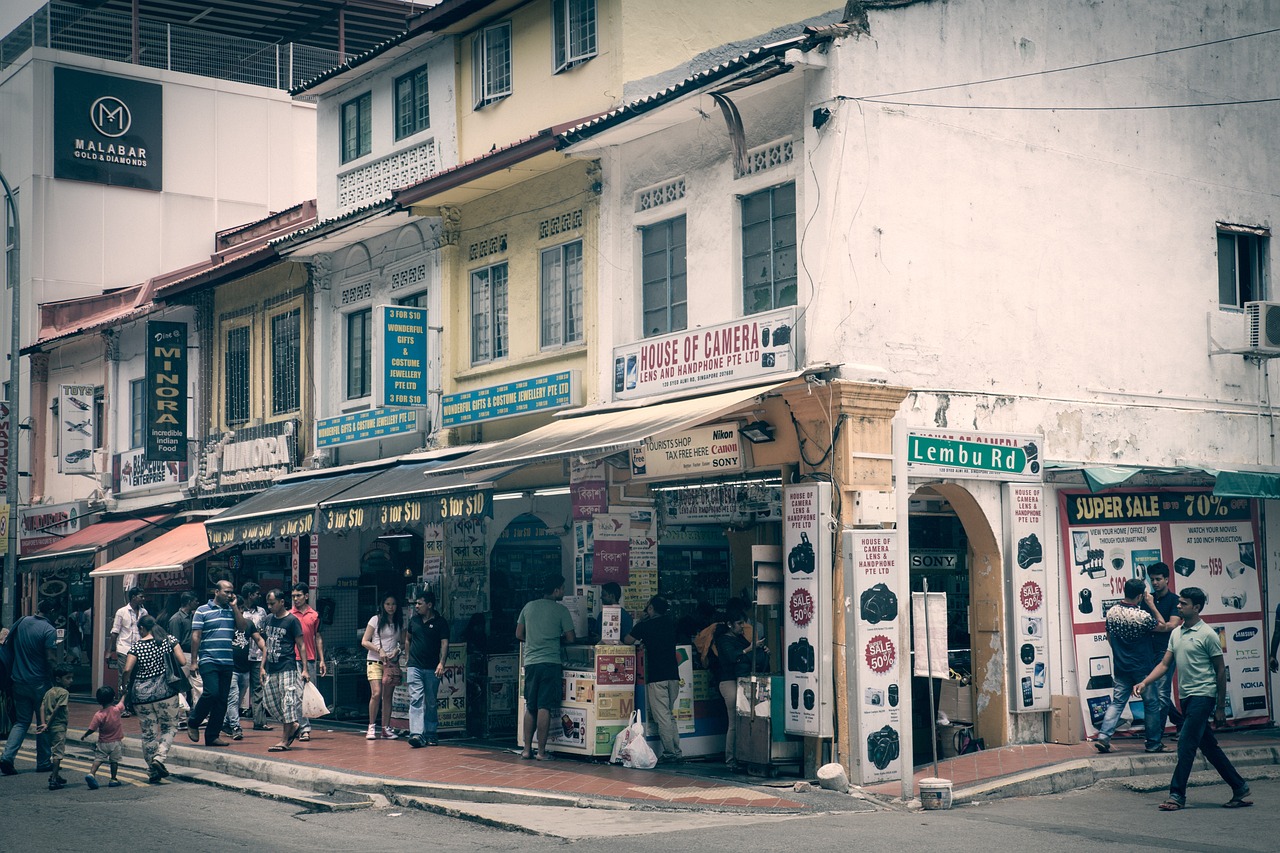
903, 428, 1042, 483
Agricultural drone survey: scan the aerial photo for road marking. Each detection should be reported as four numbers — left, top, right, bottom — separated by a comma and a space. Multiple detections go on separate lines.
625, 784, 781, 802
12, 747, 150, 787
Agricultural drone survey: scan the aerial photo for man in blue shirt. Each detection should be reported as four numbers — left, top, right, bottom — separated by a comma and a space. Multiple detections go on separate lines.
0, 600, 59, 775
1094, 579, 1162, 754
186, 579, 248, 747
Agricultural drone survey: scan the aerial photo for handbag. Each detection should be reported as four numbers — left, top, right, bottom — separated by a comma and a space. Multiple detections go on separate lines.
168, 644, 191, 694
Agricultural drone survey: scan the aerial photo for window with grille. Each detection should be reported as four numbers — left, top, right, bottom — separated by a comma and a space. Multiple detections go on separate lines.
472, 22, 512, 108
541, 241, 584, 348
553, 0, 597, 73
741, 182, 797, 314
1218, 226, 1270, 308
129, 378, 145, 448
471, 262, 509, 363
224, 324, 251, 424
394, 65, 430, 140
347, 308, 372, 400
341, 92, 373, 164
396, 291, 428, 308
271, 308, 301, 415
640, 217, 687, 337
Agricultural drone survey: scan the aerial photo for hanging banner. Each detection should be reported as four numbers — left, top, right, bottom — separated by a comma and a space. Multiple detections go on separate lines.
911, 592, 948, 678
592, 510, 631, 585
1005, 483, 1051, 712
374, 304, 430, 408
570, 458, 607, 521
59, 385, 96, 473
145, 321, 188, 462
0, 401, 9, 495
783, 483, 833, 738
1060, 489, 1268, 735
845, 528, 903, 783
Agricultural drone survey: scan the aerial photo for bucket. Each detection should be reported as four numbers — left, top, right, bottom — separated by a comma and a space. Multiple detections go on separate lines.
918, 777, 953, 810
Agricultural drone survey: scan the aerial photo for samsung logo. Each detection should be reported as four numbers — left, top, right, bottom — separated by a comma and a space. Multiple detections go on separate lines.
1234, 627, 1258, 642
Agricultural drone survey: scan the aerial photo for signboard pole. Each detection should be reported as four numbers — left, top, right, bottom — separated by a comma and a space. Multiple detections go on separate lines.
892, 419, 913, 800
922, 579, 939, 778
2, 167, 18, 627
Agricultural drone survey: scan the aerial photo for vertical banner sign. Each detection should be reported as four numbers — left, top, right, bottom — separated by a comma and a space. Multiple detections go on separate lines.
1004, 483, 1050, 712
290, 537, 300, 586
145, 321, 188, 461
592, 510, 631, 585
1060, 489, 1268, 735
783, 482, 833, 738
570, 459, 607, 520
0, 401, 9, 495
845, 529, 903, 784
308, 534, 320, 593
59, 385, 96, 473
375, 305, 429, 408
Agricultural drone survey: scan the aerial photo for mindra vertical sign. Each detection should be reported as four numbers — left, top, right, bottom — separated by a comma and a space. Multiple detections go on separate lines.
146, 321, 187, 462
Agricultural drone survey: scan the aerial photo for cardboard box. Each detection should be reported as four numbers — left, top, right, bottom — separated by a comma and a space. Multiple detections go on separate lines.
939, 680, 973, 723
1049, 695, 1083, 744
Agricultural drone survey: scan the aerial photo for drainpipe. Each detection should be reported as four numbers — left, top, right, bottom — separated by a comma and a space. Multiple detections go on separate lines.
0, 168, 18, 627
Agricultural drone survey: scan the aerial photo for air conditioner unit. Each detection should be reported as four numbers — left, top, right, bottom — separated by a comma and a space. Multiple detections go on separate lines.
1245, 301, 1280, 353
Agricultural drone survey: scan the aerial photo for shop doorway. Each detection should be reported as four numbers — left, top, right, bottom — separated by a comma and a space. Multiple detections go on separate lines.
488, 514, 564, 654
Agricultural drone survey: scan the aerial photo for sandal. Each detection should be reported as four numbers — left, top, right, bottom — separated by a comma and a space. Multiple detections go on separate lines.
268, 744, 291, 752
519, 750, 533, 760
1158, 799, 1184, 811
298, 732, 310, 742
1223, 796, 1253, 809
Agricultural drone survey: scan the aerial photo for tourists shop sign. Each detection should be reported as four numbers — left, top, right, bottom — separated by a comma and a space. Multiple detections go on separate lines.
629, 423, 745, 480
374, 305, 430, 408
54, 67, 163, 191
612, 307, 798, 400
145, 321, 188, 462
904, 427, 1042, 482
441, 371, 579, 427
316, 407, 419, 448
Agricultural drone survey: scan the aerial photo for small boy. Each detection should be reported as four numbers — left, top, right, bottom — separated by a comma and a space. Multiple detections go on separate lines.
81, 686, 126, 789
35, 666, 74, 790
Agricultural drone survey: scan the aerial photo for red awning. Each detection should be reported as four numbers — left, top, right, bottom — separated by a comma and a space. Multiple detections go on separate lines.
90, 521, 212, 577
20, 515, 170, 562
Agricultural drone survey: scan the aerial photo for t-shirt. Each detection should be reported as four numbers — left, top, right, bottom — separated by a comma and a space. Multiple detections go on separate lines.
168, 609, 193, 653
9, 615, 57, 685
231, 622, 260, 673
290, 606, 321, 662
89, 702, 126, 743
1170, 619, 1223, 700
243, 606, 269, 662
628, 614, 680, 683
407, 613, 450, 670
128, 635, 178, 682
112, 605, 148, 655
517, 598, 575, 666
262, 612, 304, 674
1150, 590, 1179, 655
40, 685, 69, 730
1105, 602, 1155, 677
192, 601, 237, 667
364, 615, 402, 662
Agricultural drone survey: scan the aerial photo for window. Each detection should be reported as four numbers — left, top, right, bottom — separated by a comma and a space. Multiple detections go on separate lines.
1218, 226, 1269, 308
541, 241, 584, 348
396, 291, 427, 308
394, 65, 430, 140
471, 262, 509, 363
224, 325, 251, 424
640, 217, 687, 337
741, 183, 797, 314
271, 308, 301, 415
472, 22, 512, 108
553, 0, 597, 72
346, 308, 372, 399
341, 92, 372, 164
129, 378, 145, 448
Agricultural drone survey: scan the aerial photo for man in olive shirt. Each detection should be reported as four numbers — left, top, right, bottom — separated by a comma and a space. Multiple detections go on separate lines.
516, 574, 575, 760
625, 594, 682, 763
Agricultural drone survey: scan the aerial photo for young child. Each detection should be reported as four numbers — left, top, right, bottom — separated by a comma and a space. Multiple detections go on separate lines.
35, 667, 74, 790
81, 686, 126, 789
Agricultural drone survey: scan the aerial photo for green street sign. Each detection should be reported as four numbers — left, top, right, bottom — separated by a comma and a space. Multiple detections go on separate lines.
904, 428, 1042, 482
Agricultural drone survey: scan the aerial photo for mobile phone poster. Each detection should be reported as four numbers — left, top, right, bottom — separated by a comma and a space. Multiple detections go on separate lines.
1059, 489, 1269, 736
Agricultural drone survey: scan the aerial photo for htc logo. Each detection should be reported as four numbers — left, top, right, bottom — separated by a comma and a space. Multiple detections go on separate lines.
90, 96, 131, 137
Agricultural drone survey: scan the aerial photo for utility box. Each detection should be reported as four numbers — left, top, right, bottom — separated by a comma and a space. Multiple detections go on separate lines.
1049, 695, 1083, 744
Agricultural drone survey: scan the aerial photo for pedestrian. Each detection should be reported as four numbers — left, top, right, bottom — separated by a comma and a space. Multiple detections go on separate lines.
625, 594, 683, 764
290, 583, 327, 742
362, 593, 405, 740
1144, 562, 1183, 740
224, 597, 265, 741
712, 616, 762, 771
1134, 586, 1252, 810
121, 614, 187, 783
404, 591, 449, 748
35, 666, 74, 790
259, 588, 308, 752
515, 573, 575, 761
0, 599, 59, 776
239, 583, 273, 731
109, 586, 148, 716
589, 582, 633, 641
80, 686, 125, 789
167, 591, 198, 655
186, 579, 249, 747
1093, 578, 1163, 754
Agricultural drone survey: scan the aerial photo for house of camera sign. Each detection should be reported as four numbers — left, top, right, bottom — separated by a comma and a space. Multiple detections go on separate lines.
905, 427, 1042, 482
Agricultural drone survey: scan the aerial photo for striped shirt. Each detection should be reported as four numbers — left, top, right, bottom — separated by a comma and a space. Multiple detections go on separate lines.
193, 601, 237, 667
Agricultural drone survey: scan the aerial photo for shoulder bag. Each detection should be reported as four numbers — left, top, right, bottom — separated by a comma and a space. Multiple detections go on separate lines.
129, 639, 179, 705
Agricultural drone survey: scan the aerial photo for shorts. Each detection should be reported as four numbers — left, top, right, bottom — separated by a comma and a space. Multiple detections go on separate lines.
366, 661, 403, 685
47, 726, 68, 762
523, 663, 563, 713
262, 669, 302, 725
94, 740, 124, 763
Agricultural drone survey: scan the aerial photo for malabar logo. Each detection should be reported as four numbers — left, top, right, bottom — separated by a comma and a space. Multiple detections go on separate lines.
90, 96, 131, 137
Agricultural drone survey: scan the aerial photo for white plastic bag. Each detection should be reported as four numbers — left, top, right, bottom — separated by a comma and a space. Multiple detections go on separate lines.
187, 669, 204, 707
301, 680, 329, 719
611, 710, 657, 769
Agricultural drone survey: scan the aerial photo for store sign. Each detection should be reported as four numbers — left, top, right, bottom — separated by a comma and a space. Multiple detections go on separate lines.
592, 510, 631, 585
145, 321, 188, 461
374, 305, 430, 408
904, 427, 1042, 482
629, 423, 745, 480
0, 401, 9, 495
113, 448, 186, 496
20, 501, 88, 553
59, 385, 96, 473
657, 481, 782, 523
54, 67, 163, 191
783, 483, 833, 739
1059, 488, 1268, 734
140, 566, 194, 593
844, 528, 903, 784
1004, 483, 1050, 712
612, 306, 798, 400
206, 510, 316, 549
316, 407, 419, 448
440, 371, 579, 427
197, 420, 297, 494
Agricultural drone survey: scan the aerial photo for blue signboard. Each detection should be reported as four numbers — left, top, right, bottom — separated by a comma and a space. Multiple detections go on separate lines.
316, 407, 419, 448
441, 371, 579, 427
377, 305, 429, 408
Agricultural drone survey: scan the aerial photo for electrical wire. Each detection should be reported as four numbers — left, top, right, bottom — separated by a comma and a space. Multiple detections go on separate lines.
851, 96, 1280, 112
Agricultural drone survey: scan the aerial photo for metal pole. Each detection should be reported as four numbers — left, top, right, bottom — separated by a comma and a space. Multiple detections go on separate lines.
923, 578, 940, 778
0, 168, 20, 629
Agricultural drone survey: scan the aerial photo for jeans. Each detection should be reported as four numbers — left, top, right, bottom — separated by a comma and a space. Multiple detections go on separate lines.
225, 671, 250, 730
298, 660, 317, 734
406, 666, 440, 737
1169, 695, 1247, 802
1096, 670, 1162, 749
1, 681, 51, 768
248, 663, 266, 726
189, 663, 233, 745
646, 679, 682, 759
1150, 667, 1183, 734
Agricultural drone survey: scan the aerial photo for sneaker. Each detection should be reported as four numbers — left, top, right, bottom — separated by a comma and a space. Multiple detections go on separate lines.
153, 760, 170, 779
1144, 743, 1166, 753
108, 780, 123, 788
382, 727, 398, 740
0, 759, 15, 776
84, 775, 100, 790
231, 727, 244, 741
48, 779, 66, 791
187, 723, 200, 743
366, 725, 378, 740
408, 736, 425, 748
426, 736, 439, 746
147, 768, 162, 784
1093, 738, 1111, 754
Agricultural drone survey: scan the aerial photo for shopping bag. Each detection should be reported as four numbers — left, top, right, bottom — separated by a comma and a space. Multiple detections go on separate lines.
301, 680, 330, 719
611, 710, 656, 769
188, 669, 204, 706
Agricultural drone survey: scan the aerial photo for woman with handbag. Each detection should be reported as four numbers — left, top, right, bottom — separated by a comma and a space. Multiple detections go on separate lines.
361, 593, 404, 740
121, 615, 189, 783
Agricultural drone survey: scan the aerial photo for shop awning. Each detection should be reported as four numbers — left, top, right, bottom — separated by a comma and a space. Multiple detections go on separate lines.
317, 462, 517, 533
204, 470, 380, 547
1212, 470, 1280, 499
90, 521, 213, 577
427, 379, 797, 476
20, 515, 170, 563
1045, 463, 1277, 496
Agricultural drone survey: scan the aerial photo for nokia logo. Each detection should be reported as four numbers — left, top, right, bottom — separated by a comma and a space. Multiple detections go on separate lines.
1233, 627, 1258, 642
1239, 681, 1264, 690
90, 96, 131, 137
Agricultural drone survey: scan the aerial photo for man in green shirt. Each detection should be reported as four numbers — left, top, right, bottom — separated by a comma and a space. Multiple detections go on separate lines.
516, 574, 575, 760
1134, 586, 1251, 810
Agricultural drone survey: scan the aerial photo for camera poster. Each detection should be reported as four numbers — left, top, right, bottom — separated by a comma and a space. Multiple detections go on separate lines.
783, 483, 833, 738
1004, 483, 1050, 712
845, 529, 904, 784
1059, 489, 1268, 734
